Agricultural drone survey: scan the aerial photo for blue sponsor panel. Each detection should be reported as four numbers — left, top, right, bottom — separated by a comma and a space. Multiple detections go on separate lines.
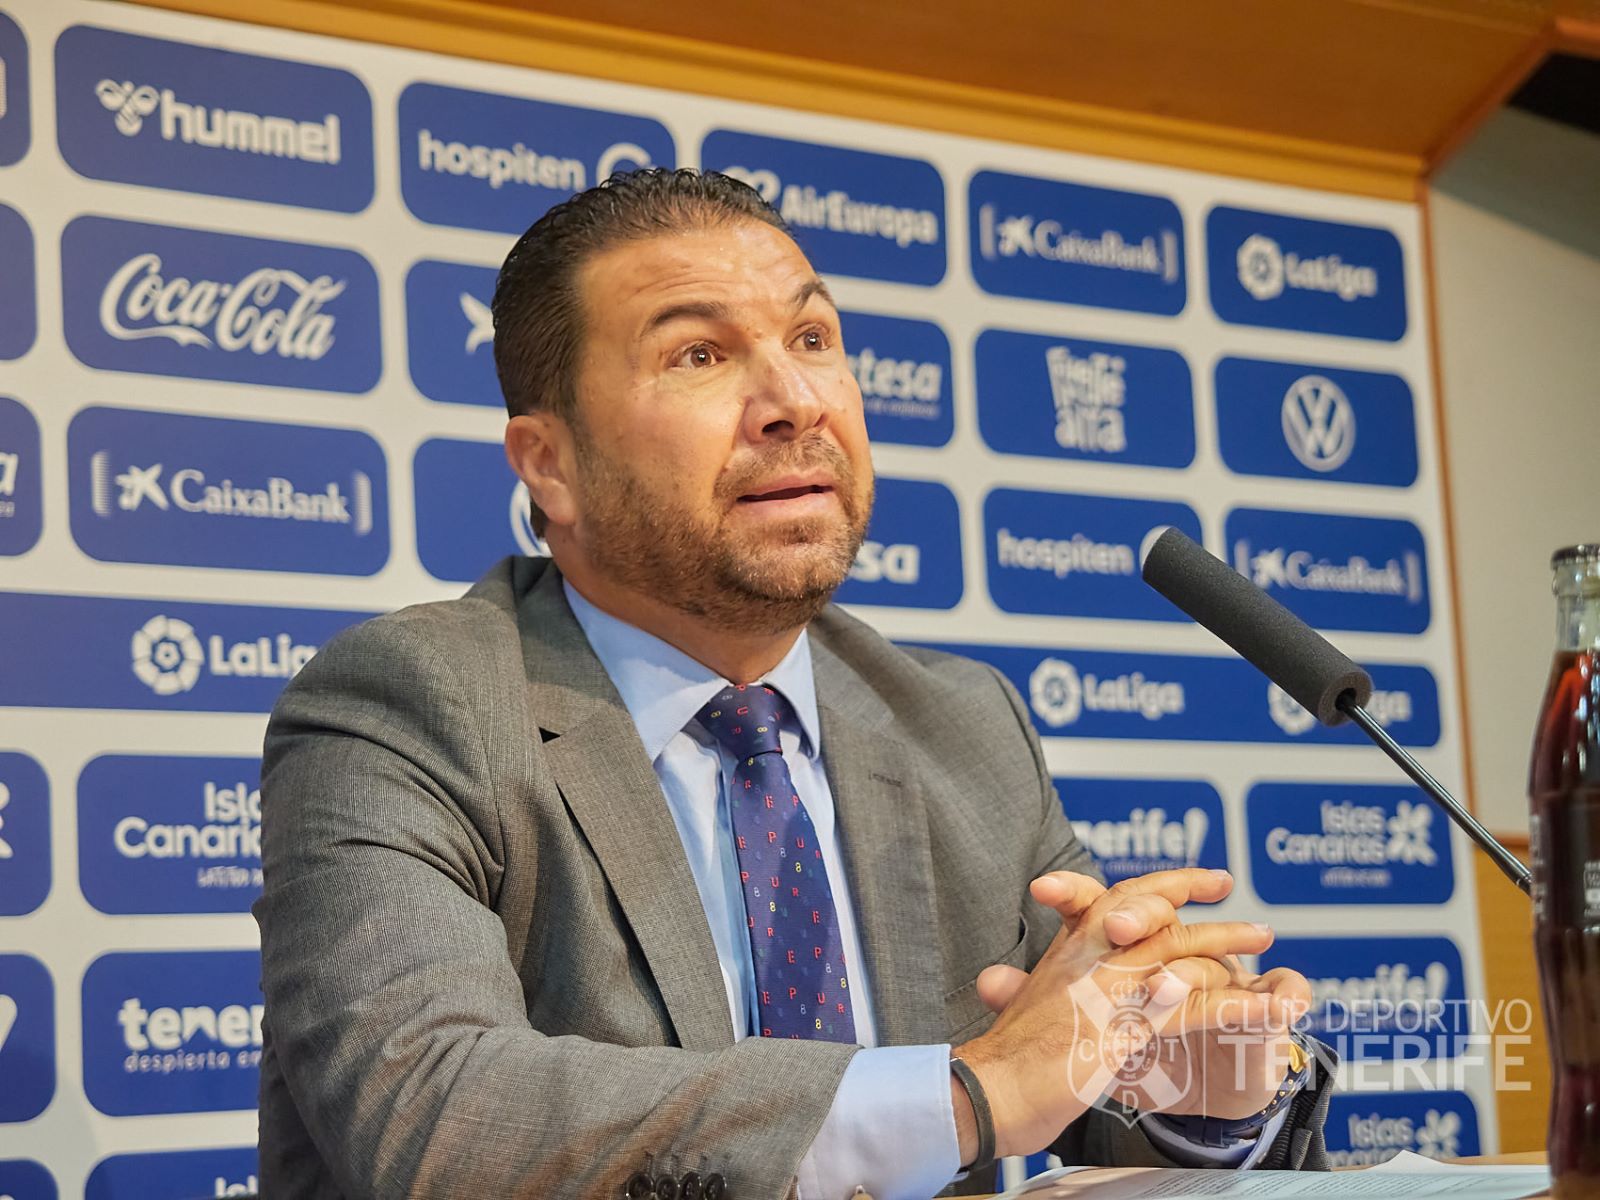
0, 203, 35, 360
55, 26, 373, 211
0, 10, 30, 166
406, 259, 502, 408
701, 130, 946, 286
1247, 782, 1454, 905
87, 1147, 258, 1200
902, 640, 1440, 747
1260, 936, 1468, 1062
78, 755, 261, 915
1324, 1091, 1481, 1167
834, 477, 962, 610
82, 950, 262, 1115
61, 216, 382, 393
1226, 507, 1431, 634
984, 488, 1200, 621
0, 592, 376, 713
975, 329, 1194, 468
1215, 356, 1418, 487
0, 953, 55, 1123
839, 310, 953, 447
1208, 205, 1407, 341
969, 170, 1185, 315
1057, 777, 1228, 886
68, 407, 390, 576
0, 752, 49, 916
413, 437, 533, 583
0, 396, 41, 555
0, 1161, 55, 1200
398, 82, 673, 234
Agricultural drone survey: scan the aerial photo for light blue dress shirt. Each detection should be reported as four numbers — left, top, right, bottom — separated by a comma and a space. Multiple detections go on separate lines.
564, 583, 1280, 1198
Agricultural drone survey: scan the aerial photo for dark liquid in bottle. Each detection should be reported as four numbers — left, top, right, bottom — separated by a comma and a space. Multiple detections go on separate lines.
1530, 649, 1600, 1194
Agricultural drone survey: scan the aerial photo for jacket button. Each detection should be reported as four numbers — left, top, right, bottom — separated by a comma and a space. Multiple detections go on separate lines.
654, 1174, 680, 1200
703, 1174, 726, 1200
679, 1172, 703, 1200
624, 1171, 655, 1199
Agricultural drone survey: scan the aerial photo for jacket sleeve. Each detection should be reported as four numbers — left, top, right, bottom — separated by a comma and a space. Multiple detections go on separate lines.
255, 613, 856, 1200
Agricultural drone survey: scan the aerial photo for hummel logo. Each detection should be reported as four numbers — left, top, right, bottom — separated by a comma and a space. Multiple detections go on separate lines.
96, 79, 159, 136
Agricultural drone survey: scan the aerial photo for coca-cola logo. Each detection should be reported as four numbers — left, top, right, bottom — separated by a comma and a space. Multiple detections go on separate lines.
99, 253, 343, 360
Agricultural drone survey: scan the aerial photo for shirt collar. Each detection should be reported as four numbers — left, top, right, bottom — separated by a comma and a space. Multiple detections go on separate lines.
563, 580, 822, 764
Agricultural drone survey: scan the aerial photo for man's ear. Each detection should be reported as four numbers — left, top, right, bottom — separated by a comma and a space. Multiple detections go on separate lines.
505, 411, 578, 530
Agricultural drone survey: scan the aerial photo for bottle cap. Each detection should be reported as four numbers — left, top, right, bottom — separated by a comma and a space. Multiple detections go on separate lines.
1551, 545, 1600, 568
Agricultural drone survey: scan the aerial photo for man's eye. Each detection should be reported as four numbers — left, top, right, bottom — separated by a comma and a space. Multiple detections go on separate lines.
795, 328, 829, 351
673, 344, 718, 369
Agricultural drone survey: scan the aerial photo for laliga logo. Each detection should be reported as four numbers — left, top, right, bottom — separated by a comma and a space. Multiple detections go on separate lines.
461, 292, 494, 353
1282, 375, 1355, 472
95, 79, 159, 135
132, 614, 204, 696
1236, 234, 1285, 300
1029, 657, 1184, 727
1029, 657, 1083, 727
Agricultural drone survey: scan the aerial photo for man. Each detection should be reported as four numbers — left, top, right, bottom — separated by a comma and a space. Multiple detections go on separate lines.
255, 168, 1331, 1199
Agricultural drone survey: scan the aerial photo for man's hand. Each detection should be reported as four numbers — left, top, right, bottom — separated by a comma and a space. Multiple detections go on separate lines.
949, 869, 1306, 1163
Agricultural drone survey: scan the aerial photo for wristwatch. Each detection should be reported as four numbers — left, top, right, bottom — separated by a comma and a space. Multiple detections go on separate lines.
1156, 1032, 1312, 1149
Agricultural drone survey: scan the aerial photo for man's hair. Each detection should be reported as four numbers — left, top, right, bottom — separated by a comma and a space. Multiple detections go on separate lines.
492, 167, 790, 426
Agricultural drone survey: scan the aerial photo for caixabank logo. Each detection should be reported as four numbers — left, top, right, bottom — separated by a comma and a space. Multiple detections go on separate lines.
0, 1160, 55, 1200
969, 170, 1185, 315
704, 130, 946, 286
398, 81, 673, 234
78, 755, 262, 915
0, 952, 55, 1123
61, 215, 381, 393
87, 1147, 258, 1200
0, 751, 49, 917
55, 25, 374, 212
1057, 777, 1227, 886
975, 328, 1193, 468
906, 640, 1440, 746
984, 488, 1200, 621
1215, 356, 1418, 488
1247, 781, 1455, 905
0, 203, 36, 361
1208, 205, 1407, 341
68, 406, 390, 575
1259, 936, 1468, 1062
406, 258, 501, 408
82, 950, 262, 1115
0, 396, 41, 556
838, 310, 952, 448
413, 436, 534, 583
1324, 1091, 1481, 1166
0, 592, 374, 712
0, 9, 31, 167
1226, 507, 1431, 634
833, 476, 962, 610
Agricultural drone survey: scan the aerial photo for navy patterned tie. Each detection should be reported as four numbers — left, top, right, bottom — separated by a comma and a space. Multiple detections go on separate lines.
696, 683, 857, 1042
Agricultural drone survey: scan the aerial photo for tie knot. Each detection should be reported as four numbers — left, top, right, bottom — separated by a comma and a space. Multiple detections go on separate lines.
696, 683, 790, 759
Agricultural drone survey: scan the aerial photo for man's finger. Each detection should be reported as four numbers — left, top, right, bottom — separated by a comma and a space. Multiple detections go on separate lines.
1100, 894, 1180, 947
1118, 919, 1275, 968
976, 964, 1029, 1014
1029, 871, 1107, 929
1094, 869, 1234, 923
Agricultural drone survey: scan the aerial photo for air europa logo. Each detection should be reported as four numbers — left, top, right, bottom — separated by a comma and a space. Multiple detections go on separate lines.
720, 164, 939, 249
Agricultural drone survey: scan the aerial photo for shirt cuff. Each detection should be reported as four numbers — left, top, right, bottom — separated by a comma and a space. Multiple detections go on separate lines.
1141, 1107, 1292, 1169
796, 1044, 961, 1200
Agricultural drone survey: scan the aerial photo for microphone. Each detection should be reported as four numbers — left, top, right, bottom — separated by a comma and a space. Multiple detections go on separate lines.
1141, 526, 1531, 896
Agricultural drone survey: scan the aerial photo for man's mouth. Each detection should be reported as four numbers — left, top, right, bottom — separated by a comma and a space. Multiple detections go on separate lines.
737, 477, 837, 504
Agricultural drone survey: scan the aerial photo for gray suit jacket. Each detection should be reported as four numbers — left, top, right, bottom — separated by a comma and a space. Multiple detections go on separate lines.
255, 557, 1329, 1198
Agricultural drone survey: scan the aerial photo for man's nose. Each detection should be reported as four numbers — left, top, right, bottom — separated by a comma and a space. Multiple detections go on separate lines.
742, 346, 828, 441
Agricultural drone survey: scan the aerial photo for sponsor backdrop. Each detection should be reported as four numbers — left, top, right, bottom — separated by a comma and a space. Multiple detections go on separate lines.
0, 1, 1492, 1192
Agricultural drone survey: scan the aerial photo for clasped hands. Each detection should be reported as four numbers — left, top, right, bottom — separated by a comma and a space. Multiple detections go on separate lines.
951, 868, 1313, 1163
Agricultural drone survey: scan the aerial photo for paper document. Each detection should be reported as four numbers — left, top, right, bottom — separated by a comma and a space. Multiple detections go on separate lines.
996, 1151, 1550, 1199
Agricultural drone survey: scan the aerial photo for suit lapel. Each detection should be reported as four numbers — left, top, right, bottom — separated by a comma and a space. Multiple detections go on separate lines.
513, 560, 734, 1051
813, 639, 946, 1048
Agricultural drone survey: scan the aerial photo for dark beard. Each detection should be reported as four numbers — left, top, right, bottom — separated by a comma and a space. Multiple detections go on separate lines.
574, 432, 872, 635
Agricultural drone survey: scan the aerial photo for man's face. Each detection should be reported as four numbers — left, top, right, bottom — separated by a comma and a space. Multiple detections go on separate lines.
560, 218, 874, 633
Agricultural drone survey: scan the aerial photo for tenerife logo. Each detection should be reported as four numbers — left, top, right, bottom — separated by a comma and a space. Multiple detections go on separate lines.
131, 615, 315, 697
969, 170, 1185, 314
703, 130, 946, 286
69, 407, 390, 575
0, 397, 41, 556
833, 477, 962, 610
1061, 779, 1228, 885
1208, 206, 1407, 341
1326, 1093, 1482, 1167
63, 217, 381, 393
95, 77, 342, 163
1028, 658, 1184, 728
1282, 375, 1354, 471
56, 27, 374, 211
399, 82, 674, 234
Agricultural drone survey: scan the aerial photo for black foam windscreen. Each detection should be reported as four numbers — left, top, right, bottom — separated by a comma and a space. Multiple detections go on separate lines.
1140, 526, 1372, 726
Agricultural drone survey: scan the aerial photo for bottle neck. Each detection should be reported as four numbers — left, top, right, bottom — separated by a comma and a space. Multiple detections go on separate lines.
1553, 590, 1600, 654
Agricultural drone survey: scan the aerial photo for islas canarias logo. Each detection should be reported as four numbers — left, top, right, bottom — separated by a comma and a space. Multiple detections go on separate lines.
131, 614, 318, 696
